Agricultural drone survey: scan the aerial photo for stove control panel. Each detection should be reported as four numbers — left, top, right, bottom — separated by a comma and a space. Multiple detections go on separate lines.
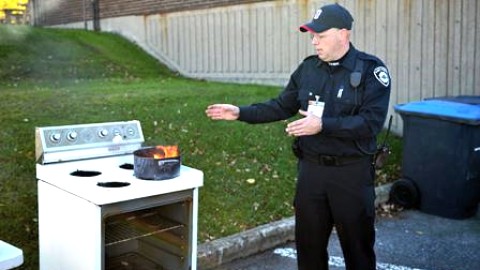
35, 120, 145, 163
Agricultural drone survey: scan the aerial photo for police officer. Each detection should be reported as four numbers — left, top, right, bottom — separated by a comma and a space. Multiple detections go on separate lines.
205, 3, 391, 270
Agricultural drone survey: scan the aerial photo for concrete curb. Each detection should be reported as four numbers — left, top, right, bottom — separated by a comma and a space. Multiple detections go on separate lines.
197, 183, 393, 269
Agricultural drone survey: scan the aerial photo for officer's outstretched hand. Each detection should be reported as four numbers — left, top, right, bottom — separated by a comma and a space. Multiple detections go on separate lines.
285, 110, 322, 136
205, 104, 240, 121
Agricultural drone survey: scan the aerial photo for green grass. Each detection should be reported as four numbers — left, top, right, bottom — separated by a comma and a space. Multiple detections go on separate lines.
0, 25, 402, 269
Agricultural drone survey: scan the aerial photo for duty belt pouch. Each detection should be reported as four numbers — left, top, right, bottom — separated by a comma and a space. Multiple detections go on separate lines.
291, 138, 303, 159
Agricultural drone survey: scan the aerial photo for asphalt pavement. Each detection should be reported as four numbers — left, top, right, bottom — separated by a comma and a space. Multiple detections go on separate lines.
197, 183, 480, 270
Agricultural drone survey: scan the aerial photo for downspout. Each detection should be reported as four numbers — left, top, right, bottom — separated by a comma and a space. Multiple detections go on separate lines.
92, 0, 100, 31
83, 0, 87, 29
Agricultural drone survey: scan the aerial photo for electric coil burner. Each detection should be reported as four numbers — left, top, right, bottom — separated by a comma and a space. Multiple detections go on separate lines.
35, 120, 203, 270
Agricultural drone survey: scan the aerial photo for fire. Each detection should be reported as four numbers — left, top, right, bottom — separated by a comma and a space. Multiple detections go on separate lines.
153, 145, 179, 159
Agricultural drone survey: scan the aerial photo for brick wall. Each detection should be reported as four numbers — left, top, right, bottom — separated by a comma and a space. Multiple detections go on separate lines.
34, 0, 271, 26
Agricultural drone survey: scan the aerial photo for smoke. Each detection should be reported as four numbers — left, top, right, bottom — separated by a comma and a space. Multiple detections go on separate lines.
42, 0, 62, 13
37, 0, 63, 18
0, 24, 31, 43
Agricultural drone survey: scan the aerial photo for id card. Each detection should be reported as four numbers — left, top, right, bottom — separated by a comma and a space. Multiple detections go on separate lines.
307, 101, 324, 118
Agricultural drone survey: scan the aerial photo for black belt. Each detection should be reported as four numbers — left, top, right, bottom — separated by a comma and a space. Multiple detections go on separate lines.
300, 153, 370, 166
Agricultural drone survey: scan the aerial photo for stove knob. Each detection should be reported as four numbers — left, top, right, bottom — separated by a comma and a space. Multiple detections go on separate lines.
127, 127, 136, 137
98, 129, 109, 138
67, 131, 78, 141
50, 133, 61, 142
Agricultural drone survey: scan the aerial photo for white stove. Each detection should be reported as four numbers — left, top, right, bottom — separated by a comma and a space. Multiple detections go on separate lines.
35, 120, 203, 270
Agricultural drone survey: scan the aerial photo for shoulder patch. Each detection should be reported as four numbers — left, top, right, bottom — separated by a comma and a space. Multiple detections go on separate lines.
373, 66, 390, 87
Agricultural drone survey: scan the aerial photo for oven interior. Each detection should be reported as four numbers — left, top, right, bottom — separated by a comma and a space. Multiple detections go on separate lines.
104, 196, 192, 270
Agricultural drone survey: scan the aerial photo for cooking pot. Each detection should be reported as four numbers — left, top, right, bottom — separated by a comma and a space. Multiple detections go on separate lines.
133, 146, 181, 180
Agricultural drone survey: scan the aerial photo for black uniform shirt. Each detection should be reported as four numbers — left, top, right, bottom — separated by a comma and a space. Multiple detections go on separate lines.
238, 45, 391, 157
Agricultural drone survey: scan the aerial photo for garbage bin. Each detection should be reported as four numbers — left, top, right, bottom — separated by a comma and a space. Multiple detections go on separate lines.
391, 97, 480, 219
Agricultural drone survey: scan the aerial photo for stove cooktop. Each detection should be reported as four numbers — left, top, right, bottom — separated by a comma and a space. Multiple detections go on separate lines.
36, 154, 203, 206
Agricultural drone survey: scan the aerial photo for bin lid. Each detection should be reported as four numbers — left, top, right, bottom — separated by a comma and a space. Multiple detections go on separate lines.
394, 100, 480, 125
425, 95, 480, 105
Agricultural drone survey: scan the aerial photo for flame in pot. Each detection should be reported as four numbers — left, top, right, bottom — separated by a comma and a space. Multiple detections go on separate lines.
153, 145, 179, 159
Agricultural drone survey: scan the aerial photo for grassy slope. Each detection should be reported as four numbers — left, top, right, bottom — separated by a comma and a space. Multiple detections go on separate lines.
0, 25, 171, 82
0, 25, 401, 269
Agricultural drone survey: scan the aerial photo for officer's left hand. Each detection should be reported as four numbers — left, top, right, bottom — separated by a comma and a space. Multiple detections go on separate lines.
285, 110, 322, 137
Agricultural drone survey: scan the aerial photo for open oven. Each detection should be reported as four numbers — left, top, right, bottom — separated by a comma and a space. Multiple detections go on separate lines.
103, 190, 193, 270
35, 120, 203, 270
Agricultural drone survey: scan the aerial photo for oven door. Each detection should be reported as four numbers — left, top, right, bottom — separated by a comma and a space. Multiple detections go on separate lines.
102, 190, 193, 270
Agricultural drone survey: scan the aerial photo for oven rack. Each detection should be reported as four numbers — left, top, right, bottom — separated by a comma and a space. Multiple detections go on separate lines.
105, 212, 185, 247
106, 252, 163, 270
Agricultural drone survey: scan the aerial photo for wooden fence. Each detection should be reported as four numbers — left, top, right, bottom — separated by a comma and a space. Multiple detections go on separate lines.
44, 0, 480, 134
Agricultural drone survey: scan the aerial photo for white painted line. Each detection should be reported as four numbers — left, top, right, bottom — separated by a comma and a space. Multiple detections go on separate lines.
273, 247, 428, 270
273, 247, 297, 259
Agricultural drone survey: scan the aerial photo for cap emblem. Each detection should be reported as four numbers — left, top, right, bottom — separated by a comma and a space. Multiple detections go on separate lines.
314, 9, 322, 19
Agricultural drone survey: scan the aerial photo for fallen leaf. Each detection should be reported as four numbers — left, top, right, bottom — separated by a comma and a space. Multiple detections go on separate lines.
246, 178, 255, 184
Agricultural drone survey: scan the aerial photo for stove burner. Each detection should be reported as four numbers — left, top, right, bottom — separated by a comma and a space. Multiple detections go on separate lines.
70, 170, 102, 177
97, 182, 131, 188
119, 163, 134, 170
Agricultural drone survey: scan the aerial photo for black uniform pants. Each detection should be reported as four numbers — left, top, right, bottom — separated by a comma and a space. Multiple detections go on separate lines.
294, 157, 376, 270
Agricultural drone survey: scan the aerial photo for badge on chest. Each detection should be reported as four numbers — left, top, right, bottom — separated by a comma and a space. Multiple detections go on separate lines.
307, 94, 325, 117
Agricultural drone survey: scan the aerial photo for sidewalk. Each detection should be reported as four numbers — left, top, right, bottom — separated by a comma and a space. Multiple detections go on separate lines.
197, 183, 393, 269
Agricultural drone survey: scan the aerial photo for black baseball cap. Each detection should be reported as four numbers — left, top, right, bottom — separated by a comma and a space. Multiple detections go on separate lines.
299, 3, 354, 33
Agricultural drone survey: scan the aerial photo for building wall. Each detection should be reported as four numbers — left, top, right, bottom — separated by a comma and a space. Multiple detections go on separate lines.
33, 0, 480, 134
